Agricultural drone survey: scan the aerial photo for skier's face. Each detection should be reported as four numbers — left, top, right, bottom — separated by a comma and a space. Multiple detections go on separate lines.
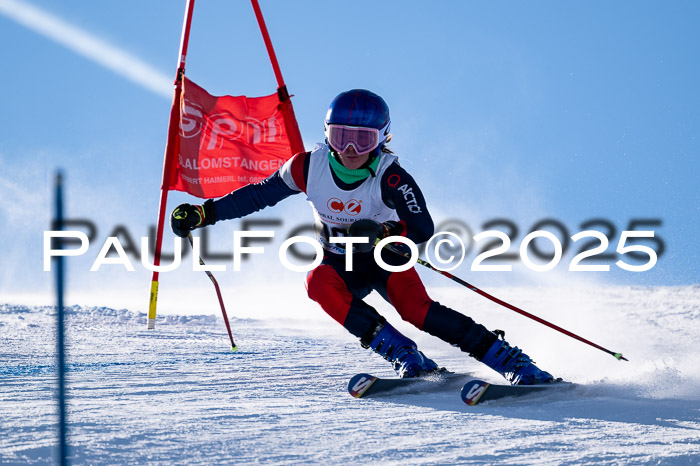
337, 145, 370, 170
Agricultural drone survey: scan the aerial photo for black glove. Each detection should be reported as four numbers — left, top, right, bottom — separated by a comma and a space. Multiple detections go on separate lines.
170, 200, 216, 238
347, 219, 403, 253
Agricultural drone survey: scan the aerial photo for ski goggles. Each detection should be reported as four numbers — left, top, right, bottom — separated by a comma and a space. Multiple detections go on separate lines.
326, 124, 380, 155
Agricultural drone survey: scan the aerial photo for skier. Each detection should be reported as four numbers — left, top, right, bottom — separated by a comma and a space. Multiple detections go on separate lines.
170, 89, 556, 385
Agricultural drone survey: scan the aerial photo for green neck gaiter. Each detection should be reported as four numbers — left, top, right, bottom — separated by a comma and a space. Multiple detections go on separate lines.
328, 151, 381, 184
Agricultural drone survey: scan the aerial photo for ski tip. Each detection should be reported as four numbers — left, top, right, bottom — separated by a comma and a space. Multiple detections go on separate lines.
461, 379, 490, 406
348, 373, 377, 398
614, 352, 628, 361
231, 345, 239, 352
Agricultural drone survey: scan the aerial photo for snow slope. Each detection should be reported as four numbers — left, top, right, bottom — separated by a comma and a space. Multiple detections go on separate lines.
1, 286, 699, 464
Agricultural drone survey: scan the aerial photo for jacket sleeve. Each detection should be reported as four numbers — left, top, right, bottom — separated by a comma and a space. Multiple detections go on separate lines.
212, 152, 309, 221
380, 161, 435, 244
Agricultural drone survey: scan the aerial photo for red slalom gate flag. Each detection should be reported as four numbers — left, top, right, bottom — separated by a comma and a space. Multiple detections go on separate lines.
166, 76, 295, 198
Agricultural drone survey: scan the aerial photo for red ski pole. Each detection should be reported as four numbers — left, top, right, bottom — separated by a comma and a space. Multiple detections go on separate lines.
188, 233, 238, 351
385, 243, 628, 361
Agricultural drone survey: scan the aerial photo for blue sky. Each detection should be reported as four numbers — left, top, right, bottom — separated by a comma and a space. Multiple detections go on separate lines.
1, 0, 698, 310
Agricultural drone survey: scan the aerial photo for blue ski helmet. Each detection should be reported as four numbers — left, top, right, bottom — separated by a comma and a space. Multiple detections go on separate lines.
324, 89, 391, 149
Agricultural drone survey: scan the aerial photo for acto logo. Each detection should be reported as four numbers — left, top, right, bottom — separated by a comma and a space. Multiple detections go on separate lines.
327, 198, 362, 216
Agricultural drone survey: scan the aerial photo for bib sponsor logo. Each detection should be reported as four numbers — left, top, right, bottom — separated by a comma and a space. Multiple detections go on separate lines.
327, 198, 344, 214
344, 199, 362, 215
326, 198, 363, 216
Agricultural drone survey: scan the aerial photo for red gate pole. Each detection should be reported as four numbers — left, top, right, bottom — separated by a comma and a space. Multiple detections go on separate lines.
250, 0, 305, 155
148, 0, 197, 329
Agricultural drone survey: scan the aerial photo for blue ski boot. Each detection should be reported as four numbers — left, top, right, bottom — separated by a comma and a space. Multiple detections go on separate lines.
365, 322, 439, 378
480, 331, 555, 385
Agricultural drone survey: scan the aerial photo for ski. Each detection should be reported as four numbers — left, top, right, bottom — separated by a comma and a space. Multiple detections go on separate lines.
348, 373, 574, 404
348, 371, 469, 398
461, 379, 572, 406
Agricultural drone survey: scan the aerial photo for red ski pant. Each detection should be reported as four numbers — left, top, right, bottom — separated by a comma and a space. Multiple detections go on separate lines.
306, 261, 432, 337
304, 252, 494, 357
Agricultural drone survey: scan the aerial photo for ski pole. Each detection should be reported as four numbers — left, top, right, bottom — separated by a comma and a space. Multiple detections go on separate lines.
188, 233, 238, 351
384, 243, 628, 361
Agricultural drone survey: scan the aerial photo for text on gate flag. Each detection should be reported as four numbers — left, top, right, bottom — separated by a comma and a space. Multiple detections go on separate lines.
166, 76, 295, 198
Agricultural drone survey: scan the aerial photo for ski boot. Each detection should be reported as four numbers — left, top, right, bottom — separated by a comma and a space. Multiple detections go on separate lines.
479, 330, 555, 385
364, 321, 439, 378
